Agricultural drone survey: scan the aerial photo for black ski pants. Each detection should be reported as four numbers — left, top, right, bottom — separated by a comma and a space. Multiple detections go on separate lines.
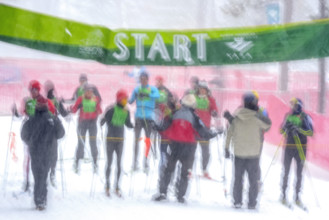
281, 146, 307, 199
159, 141, 197, 199
105, 140, 123, 190
158, 136, 170, 180
50, 142, 58, 176
197, 138, 210, 172
233, 156, 260, 207
30, 150, 51, 207
76, 119, 98, 164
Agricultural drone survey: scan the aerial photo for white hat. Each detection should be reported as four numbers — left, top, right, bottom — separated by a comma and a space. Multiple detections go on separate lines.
181, 94, 197, 109
198, 80, 209, 90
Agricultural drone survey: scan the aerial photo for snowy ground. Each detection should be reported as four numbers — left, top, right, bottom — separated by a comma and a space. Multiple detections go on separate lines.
0, 115, 328, 220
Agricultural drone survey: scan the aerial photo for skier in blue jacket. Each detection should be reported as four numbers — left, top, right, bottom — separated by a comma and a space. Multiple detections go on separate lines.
129, 71, 160, 172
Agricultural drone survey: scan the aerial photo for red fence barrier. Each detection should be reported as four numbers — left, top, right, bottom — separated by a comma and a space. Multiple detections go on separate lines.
1, 58, 329, 170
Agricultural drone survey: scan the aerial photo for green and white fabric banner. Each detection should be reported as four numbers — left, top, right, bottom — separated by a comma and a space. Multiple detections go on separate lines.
1, 4, 329, 66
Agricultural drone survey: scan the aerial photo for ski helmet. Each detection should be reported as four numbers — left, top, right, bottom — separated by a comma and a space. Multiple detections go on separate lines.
28, 80, 41, 92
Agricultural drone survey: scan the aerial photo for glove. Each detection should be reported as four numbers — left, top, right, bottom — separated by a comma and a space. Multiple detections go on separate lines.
138, 92, 149, 99
66, 107, 72, 114
211, 110, 218, 117
223, 110, 234, 124
225, 148, 230, 159
150, 120, 159, 131
59, 97, 65, 104
11, 103, 19, 117
284, 122, 298, 134
216, 126, 224, 135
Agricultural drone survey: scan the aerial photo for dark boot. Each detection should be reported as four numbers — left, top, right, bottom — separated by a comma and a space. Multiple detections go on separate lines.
177, 196, 186, 204
73, 159, 79, 174
153, 193, 167, 201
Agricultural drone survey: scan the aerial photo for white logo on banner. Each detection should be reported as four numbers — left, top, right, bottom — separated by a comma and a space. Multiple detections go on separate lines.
225, 37, 253, 60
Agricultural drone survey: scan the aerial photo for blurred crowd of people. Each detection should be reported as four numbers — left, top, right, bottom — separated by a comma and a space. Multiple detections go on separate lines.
12, 69, 313, 211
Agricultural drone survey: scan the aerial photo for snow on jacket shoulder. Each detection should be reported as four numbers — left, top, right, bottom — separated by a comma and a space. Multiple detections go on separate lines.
225, 107, 271, 158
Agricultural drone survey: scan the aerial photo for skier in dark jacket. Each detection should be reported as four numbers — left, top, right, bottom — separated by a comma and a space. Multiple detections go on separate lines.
12, 80, 56, 192
280, 98, 313, 207
21, 96, 65, 210
153, 94, 218, 203
100, 89, 133, 197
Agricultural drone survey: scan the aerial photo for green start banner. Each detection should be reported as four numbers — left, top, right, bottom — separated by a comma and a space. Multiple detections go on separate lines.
1, 4, 329, 66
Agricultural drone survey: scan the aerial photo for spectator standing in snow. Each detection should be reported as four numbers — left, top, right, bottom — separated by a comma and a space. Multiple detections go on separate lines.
224, 92, 271, 209
128, 71, 160, 173
100, 89, 133, 197
224, 90, 268, 188
12, 80, 56, 192
21, 95, 65, 210
280, 98, 313, 207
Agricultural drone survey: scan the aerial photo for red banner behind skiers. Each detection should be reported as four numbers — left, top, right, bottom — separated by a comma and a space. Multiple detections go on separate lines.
1, 58, 329, 171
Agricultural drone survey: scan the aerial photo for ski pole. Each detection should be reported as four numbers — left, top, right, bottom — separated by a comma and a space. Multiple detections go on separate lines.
220, 123, 228, 198
90, 172, 96, 198
59, 140, 66, 197
193, 153, 201, 196
293, 131, 320, 208
2, 115, 14, 196
222, 156, 227, 198
59, 117, 71, 197
262, 135, 285, 184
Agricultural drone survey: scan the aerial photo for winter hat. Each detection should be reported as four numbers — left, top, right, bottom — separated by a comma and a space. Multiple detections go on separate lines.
28, 80, 41, 92
243, 91, 258, 111
116, 89, 128, 102
198, 80, 209, 90
79, 73, 88, 82
251, 90, 259, 100
190, 76, 199, 85
83, 83, 94, 91
290, 97, 303, 114
44, 80, 55, 93
139, 70, 149, 79
181, 94, 197, 109
155, 75, 164, 82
